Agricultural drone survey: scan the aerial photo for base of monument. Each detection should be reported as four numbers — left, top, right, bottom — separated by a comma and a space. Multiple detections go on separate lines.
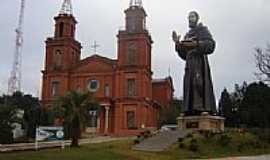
177, 113, 225, 132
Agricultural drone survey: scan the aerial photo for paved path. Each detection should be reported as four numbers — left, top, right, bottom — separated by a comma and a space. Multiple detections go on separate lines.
133, 130, 189, 152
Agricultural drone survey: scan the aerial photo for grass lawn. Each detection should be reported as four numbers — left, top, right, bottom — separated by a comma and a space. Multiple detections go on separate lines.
1, 132, 270, 160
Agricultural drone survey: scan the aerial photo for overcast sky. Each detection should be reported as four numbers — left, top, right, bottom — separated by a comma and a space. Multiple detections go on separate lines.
1, 0, 270, 99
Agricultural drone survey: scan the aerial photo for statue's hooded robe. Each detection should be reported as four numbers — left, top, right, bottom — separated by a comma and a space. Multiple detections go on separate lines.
176, 23, 217, 115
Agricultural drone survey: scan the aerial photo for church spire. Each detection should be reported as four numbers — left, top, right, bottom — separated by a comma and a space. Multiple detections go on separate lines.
60, 0, 73, 15
129, 0, 143, 7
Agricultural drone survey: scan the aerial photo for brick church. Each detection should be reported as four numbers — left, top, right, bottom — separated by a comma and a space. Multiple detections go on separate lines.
41, 0, 174, 136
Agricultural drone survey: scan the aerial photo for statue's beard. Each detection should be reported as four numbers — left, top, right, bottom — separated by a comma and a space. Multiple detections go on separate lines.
189, 21, 197, 29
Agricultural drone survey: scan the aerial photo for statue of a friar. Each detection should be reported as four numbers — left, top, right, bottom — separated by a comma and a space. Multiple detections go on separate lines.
172, 11, 217, 115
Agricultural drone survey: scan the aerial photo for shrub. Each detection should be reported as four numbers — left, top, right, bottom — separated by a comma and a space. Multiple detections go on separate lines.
142, 130, 152, 139
237, 143, 244, 152
188, 138, 199, 152
178, 137, 184, 143
134, 139, 140, 144
186, 133, 193, 138
201, 130, 214, 138
218, 134, 231, 147
134, 135, 144, 144
179, 142, 185, 148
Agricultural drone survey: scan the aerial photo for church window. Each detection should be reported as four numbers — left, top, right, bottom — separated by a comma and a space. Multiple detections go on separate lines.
127, 17, 136, 32
143, 18, 146, 30
127, 111, 135, 129
88, 80, 99, 92
59, 22, 64, 37
51, 81, 60, 97
127, 42, 136, 64
71, 25, 74, 37
104, 84, 110, 97
53, 50, 62, 69
127, 79, 136, 97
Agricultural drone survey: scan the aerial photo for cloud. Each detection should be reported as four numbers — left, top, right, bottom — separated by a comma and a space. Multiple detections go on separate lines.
1, 0, 270, 100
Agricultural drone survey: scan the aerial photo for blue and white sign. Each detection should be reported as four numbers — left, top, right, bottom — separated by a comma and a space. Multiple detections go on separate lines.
36, 126, 64, 142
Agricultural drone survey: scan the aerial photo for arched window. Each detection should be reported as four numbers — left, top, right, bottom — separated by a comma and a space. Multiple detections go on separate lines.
53, 50, 62, 69
51, 81, 60, 97
127, 42, 136, 64
127, 79, 136, 97
127, 111, 135, 129
71, 25, 74, 37
59, 22, 64, 37
104, 84, 110, 97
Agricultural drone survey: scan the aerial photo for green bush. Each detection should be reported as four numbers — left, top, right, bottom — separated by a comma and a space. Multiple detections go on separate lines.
0, 126, 14, 144
142, 130, 152, 139
218, 134, 231, 147
186, 133, 193, 138
178, 137, 184, 143
188, 138, 199, 152
237, 143, 244, 152
179, 142, 185, 148
134, 135, 144, 144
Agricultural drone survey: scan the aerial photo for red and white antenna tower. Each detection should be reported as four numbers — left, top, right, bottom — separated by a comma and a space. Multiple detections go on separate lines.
8, 0, 26, 94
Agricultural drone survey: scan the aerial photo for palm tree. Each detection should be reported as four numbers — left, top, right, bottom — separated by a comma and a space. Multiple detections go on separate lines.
52, 91, 98, 147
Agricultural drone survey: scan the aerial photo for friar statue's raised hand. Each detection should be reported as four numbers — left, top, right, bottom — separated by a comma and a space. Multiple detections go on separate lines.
172, 31, 181, 43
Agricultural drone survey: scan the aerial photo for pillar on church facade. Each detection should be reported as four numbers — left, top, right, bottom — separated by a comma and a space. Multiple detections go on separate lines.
97, 116, 100, 133
104, 106, 110, 134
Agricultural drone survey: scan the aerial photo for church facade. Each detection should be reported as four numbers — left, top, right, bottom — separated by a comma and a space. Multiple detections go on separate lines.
41, 1, 174, 136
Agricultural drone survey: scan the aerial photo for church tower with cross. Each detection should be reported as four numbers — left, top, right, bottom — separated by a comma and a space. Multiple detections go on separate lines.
41, 0, 82, 104
41, 0, 174, 136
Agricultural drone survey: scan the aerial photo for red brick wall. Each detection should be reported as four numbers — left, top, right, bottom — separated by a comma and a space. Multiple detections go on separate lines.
152, 81, 173, 107
41, 9, 173, 137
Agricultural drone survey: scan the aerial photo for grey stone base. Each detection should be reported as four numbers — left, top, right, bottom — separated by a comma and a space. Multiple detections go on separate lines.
177, 113, 225, 132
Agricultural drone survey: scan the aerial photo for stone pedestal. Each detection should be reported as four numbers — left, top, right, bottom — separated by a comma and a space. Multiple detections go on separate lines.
177, 113, 225, 132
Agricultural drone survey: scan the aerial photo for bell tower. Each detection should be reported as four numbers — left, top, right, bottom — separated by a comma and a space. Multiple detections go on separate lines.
114, 0, 154, 134
44, 0, 81, 71
117, 0, 153, 69
42, 0, 81, 103
126, 0, 146, 33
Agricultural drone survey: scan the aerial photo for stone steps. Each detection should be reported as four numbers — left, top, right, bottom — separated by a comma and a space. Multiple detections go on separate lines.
132, 129, 189, 152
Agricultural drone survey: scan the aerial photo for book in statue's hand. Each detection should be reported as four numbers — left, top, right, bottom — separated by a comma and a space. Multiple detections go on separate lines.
180, 40, 197, 48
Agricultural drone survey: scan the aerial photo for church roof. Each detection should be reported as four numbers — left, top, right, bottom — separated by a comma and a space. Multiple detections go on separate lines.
152, 76, 174, 91
78, 54, 117, 66
152, 76, 172, 83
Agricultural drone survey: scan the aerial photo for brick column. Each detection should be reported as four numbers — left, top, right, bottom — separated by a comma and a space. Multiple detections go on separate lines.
104, 106, 110, 134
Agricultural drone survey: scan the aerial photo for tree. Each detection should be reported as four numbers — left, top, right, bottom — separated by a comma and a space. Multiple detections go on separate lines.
0, 92, 40, 139
159, 99, 183, 126
219, 82, 248, 127
219, 88, 234, 127
0, 104, 20, 144
255, 44, 270, 83
52, 91, 98, 147
239, 82, 270, 128
8, 92, 40, 139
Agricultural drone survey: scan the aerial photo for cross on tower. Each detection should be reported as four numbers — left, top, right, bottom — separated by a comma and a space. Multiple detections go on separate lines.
91, 41, 100, 54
